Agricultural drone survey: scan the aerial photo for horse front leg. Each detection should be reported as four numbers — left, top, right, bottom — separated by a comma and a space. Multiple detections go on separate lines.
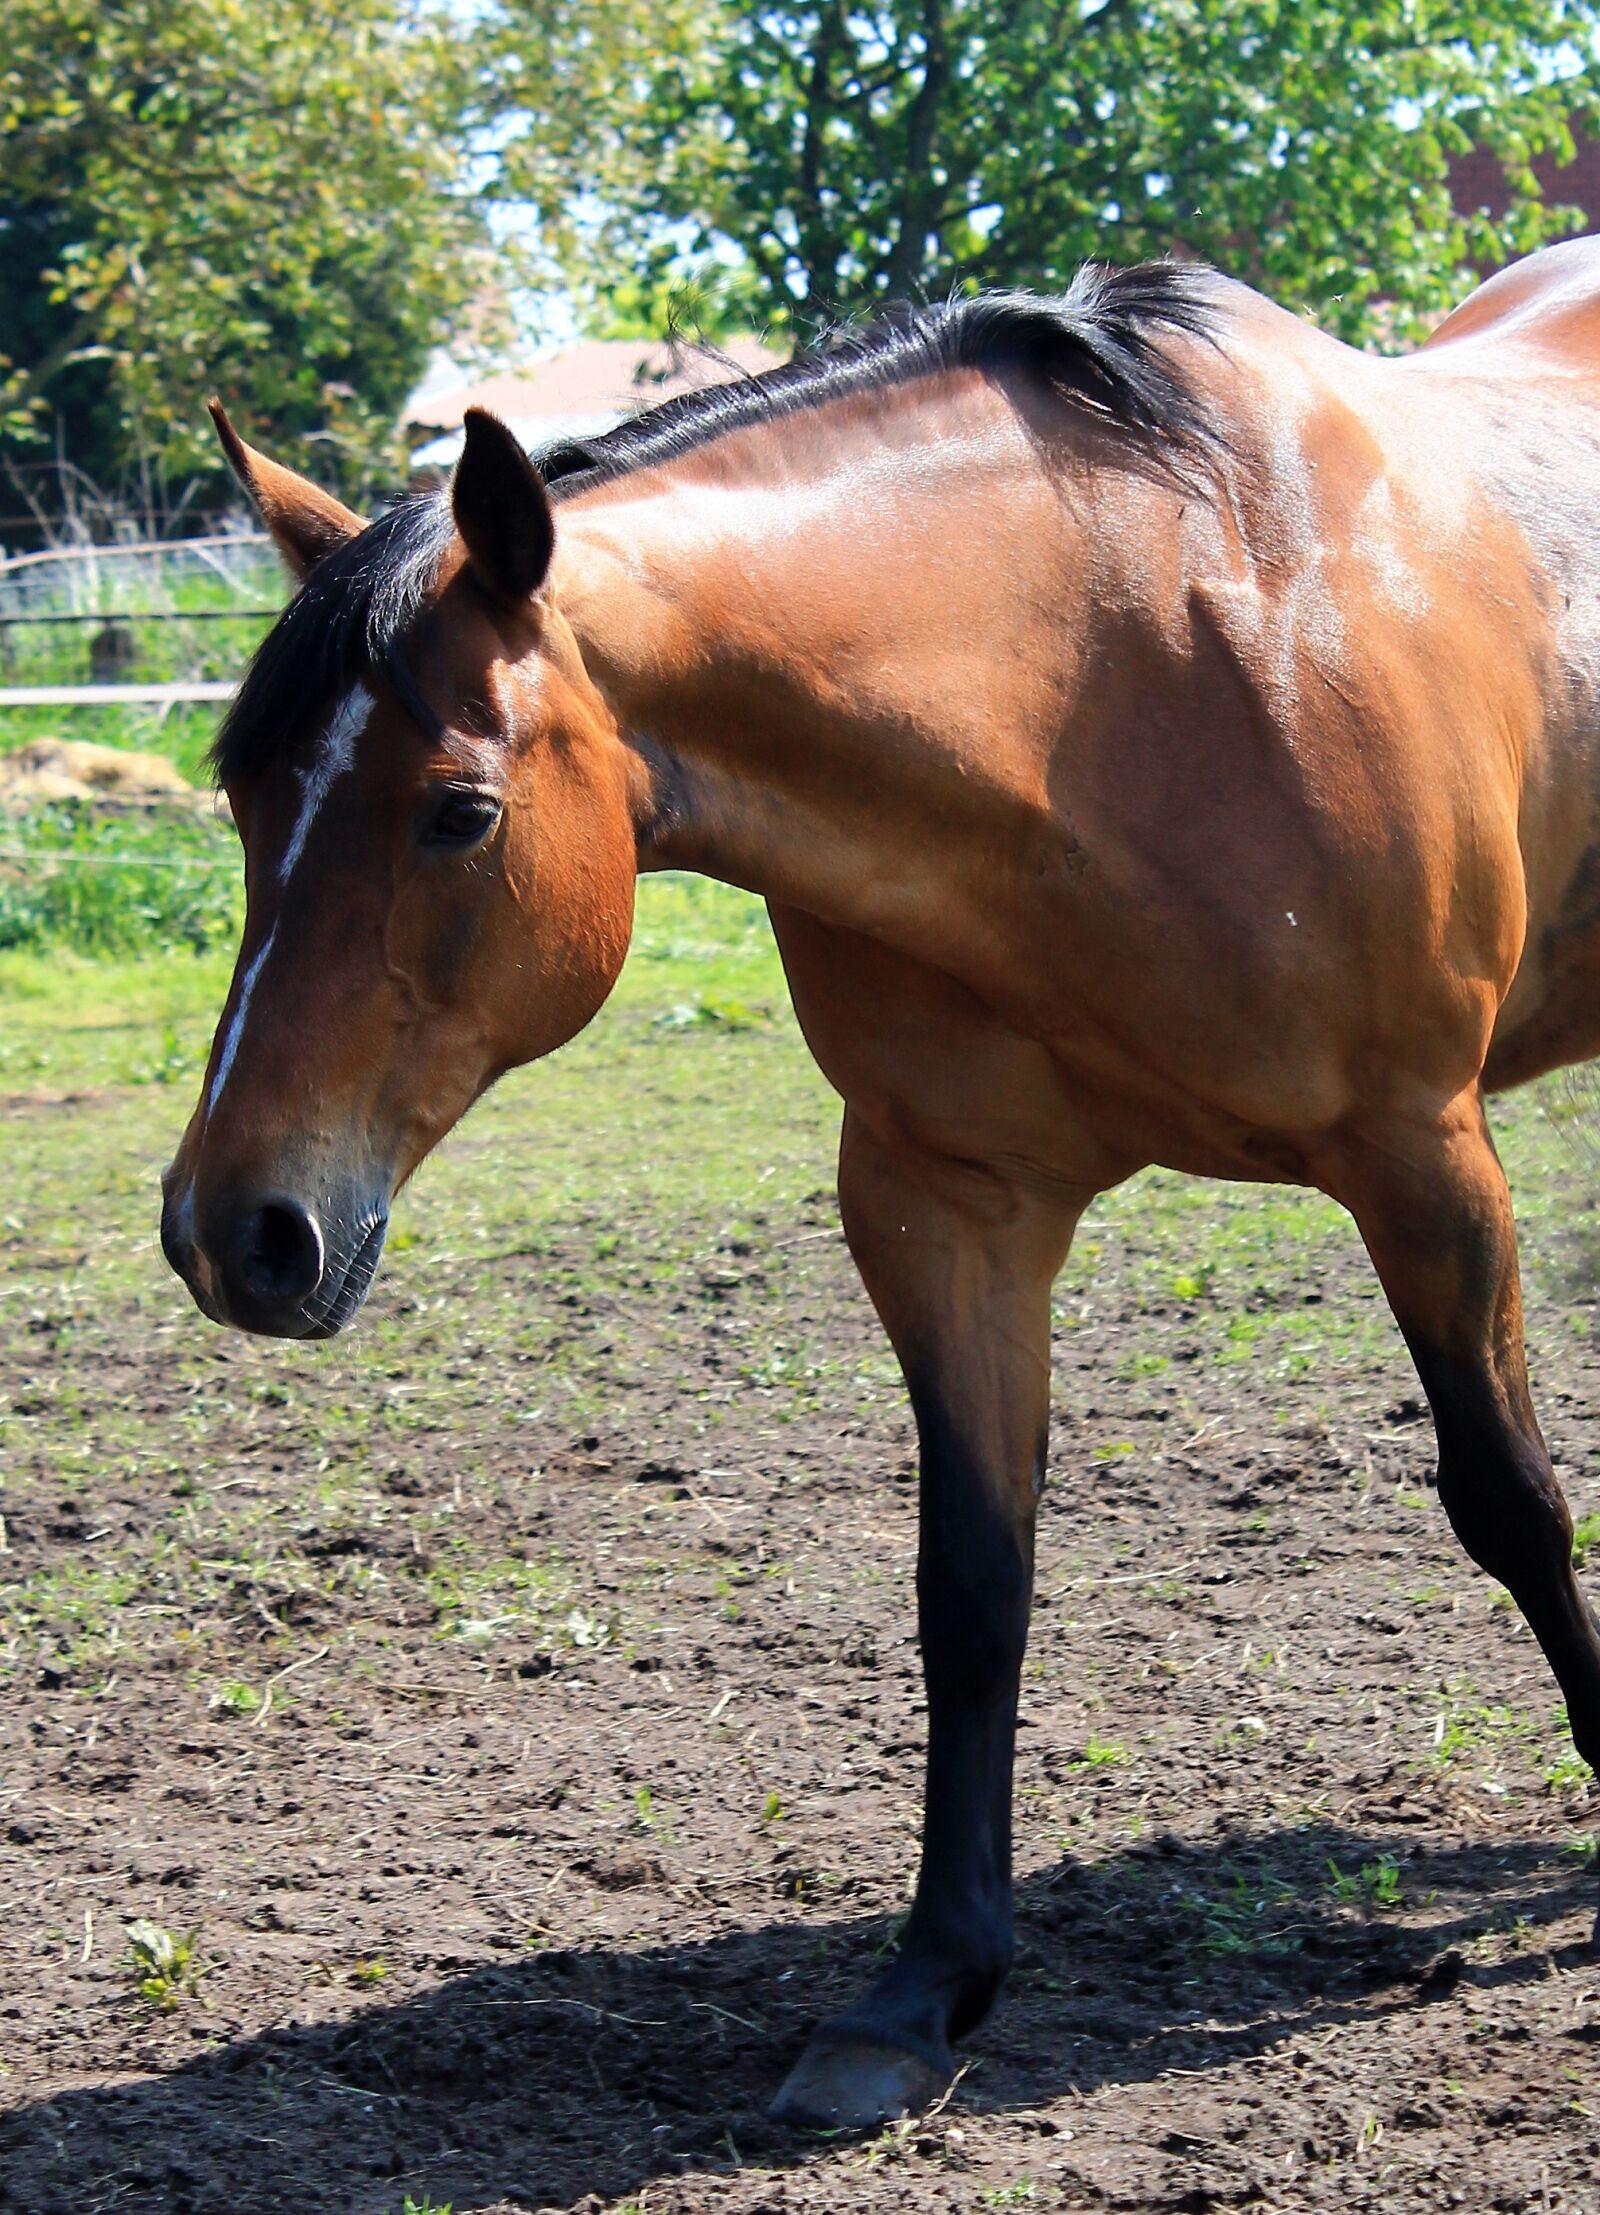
772, 1109, 1087, 2128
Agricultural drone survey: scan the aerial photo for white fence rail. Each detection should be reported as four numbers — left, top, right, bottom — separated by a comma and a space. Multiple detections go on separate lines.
0, 532, 271, 578
0, 682, 236, 708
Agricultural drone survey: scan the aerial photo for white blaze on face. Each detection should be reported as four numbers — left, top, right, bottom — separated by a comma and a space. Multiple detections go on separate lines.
204, 920, 280, 1122
203, 683, 372, 1123
277, 682, 371, 882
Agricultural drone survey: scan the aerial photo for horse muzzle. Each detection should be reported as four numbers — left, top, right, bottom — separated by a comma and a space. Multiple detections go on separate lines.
161, 1172, 389, 1340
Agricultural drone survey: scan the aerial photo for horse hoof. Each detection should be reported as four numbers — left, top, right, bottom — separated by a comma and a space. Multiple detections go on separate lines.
769, 2031, 951, 2131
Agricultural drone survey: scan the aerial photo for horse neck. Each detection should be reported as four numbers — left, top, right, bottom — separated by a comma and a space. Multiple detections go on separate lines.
552, 381, 1117, 949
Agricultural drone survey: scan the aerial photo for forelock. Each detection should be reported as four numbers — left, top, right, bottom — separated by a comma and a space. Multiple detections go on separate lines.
211, 492, 454, 784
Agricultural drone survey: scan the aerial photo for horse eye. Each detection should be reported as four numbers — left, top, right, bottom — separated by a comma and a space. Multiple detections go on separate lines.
424, 790, 501, 851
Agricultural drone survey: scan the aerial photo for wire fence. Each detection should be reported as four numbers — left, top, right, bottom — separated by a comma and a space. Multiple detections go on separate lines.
0, 844, 233, 870
0, 531, 270, 578
0, 531, 280, 706
0, 535, 271, 952
0, 608, 276, 628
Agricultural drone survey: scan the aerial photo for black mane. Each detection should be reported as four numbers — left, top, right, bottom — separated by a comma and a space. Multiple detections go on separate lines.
540, 260, 1227, 495
214, 262, 1227, 784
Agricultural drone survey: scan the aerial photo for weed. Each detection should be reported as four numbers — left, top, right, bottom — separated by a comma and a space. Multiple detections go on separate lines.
124, 1920, 204, 2012
450, 1612, 520, 1644
1185, 1867, 1302, 1958
1546, 1749, 1595, 1794
1214, 1715, 1270, 1753
1114, 1352, 1169, 1381
0, 803, 242, 958
868, 1910, 910, 1963
130, 1023, 190, 1085
560, 1606, 611, 1651
210, 1679, 262, 1716
1573, 1511, 1600, 1570
1067, 1734, 1129, 1773
1429, 1697, 1532, 1769
632, 1785, 676, 1843
1326, 1855, 1403, 1910
653, 993, 772, 1032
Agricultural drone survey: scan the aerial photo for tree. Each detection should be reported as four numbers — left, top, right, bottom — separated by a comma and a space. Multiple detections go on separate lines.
481, 0, 755, 335
491, 1, 1600, 344
0, 0, 494, 505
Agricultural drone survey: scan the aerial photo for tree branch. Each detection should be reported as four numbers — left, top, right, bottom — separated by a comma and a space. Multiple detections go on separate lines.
794, 1, 852, 315
884, 0, 950, 298
2, 303, 102, 416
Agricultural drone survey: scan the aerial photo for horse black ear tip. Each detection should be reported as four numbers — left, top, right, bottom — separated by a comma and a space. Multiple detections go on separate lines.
462, 406, 512, 451
460, 408, 543, 482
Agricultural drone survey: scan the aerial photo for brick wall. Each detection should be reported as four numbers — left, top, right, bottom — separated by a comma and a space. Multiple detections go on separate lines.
1449, 128, 1600, 255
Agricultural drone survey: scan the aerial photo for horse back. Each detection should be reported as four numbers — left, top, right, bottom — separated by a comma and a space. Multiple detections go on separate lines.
1422, 234, 1600, 376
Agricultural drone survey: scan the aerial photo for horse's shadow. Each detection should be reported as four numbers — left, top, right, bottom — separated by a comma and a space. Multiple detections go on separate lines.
2, 1823, 1591, 2215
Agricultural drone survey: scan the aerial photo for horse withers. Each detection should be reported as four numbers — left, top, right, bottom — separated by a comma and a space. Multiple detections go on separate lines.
163, 241, 1600, 2127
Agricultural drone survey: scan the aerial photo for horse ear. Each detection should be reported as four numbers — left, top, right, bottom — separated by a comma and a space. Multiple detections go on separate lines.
207, 399, 365, 580
452, 408, 555, 605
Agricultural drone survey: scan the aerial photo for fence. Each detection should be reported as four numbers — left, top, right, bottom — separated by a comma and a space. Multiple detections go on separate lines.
1, 683, 238, 707
0, 532, 279, 711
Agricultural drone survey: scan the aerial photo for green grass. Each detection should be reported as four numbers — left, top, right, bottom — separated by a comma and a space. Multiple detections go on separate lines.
1572, 1510, 1600, 1570
1067, 1733, 1129, 1773
0, 874, 837, 1689
0, 871, 781, 1087
0, 802, 240, 957
2, 867, 1599, 1747
1, 569, 247, 957
1185, 1865, 1305, 1959
0, 545, 272, 960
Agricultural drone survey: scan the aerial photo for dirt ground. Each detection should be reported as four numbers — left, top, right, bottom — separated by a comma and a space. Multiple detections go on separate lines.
2, 1071, 1599, 2213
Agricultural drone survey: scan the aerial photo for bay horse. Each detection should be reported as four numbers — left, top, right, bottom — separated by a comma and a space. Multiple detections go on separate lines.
164, 238, 1600, 2129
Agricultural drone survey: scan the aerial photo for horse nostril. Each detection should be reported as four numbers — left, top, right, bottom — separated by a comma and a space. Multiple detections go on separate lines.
233, 1199, 325, 1309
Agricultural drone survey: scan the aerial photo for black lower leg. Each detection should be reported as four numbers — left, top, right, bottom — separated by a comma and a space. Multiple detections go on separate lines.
1337, 1100, 1600, 1789
1412, 1345, 1600, 1774
832, 1388, 1038, 2060
770, 1112, 1081, 2128
770, 1392, 1041, 2127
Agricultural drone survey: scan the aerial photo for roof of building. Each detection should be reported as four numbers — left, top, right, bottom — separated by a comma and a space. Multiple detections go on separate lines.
406, 335, 786, 467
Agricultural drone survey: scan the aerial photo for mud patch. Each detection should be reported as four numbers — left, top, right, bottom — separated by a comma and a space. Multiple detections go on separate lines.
1, 1173, 1598, 2212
